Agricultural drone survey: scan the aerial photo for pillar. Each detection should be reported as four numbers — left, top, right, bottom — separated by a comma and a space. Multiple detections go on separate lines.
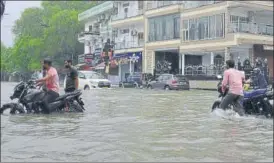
181, 54, 185, 75
225, 47, 231, 61
118, 63, 122, 81
248, 47, 254, 66
224, 5, 231, 35
210, 52, 214, 65
179, 54, 182, 72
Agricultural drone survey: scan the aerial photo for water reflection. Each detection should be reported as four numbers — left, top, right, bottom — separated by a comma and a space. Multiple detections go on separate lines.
1, 82, 273, 162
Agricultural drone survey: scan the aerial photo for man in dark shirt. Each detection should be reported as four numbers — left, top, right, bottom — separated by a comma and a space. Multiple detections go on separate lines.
64, 59, 79, 93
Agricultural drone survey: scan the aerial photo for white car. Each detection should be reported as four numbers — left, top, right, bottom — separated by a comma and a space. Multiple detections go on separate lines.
64, 71, 111, 90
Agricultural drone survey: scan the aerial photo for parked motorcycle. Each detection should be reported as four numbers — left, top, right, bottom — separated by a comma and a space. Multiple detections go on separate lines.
211, 75, 273, 118
0, 80, 85, 114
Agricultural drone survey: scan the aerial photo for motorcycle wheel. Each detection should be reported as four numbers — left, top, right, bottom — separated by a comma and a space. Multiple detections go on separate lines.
0, 103, 25, 114
261, 100, 273, 118
211, 101, 221, 112
69, 101, 84, 113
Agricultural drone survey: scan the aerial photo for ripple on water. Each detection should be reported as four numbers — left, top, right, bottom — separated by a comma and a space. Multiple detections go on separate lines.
1, 83, 273, 162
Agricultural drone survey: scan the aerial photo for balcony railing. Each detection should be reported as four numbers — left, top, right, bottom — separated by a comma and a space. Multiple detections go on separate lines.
228, 22, 273, 36
100, 26, 111, 33
112, 9, 144, 21
146, 1, 183, 10
78, 30, 100, 40
114, 40, 144, 50
184, 64, 225, 76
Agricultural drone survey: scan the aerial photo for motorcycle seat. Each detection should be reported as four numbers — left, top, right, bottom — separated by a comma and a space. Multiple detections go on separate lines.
55, 90, 82, 101
244, 89, 267, 98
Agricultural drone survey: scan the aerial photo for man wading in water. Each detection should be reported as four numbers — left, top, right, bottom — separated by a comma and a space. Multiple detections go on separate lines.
64, 59, 79, 93
36, 59, 60, 113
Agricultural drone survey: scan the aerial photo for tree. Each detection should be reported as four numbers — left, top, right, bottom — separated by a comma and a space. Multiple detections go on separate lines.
12, 7, 45, 39
9, 1, 97, 71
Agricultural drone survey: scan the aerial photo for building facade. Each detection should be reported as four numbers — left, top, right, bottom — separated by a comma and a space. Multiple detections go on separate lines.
110, 1, 145, 81
78, 1, 273, 80
78, 1, 114, 67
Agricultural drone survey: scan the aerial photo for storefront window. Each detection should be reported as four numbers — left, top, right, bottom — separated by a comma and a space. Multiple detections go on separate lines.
148, 14, 180, 42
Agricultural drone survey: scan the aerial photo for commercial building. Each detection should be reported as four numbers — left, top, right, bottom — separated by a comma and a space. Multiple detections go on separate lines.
77, 1, 114, 67
110, 1, 144, 81
78, 1, 273, 79
179, 1, 273, 77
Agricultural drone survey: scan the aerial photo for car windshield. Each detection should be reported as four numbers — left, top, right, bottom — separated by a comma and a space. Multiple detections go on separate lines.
84, 73, 105, 79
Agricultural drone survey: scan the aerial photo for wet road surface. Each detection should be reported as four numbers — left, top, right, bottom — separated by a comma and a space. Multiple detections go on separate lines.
1, 82, 273, 162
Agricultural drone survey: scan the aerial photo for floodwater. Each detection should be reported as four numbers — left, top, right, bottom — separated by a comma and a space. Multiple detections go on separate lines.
1, 82, 273, 162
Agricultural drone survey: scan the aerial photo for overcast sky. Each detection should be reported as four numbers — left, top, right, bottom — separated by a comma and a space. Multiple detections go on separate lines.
1, 1, 41, 47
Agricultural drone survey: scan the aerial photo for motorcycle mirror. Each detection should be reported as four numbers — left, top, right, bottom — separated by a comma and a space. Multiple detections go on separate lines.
217, 75, 222, 79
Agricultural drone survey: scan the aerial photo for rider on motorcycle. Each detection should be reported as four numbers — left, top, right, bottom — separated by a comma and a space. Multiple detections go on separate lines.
220, 60, 245, 116
35, 58, 60, 113
246, 68, 268, 89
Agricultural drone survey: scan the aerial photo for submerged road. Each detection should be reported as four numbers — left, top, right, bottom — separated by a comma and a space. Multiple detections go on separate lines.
1, 82, 273, 162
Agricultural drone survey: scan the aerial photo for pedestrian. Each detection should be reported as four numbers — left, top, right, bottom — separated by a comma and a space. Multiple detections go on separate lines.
64, 59, 79, 93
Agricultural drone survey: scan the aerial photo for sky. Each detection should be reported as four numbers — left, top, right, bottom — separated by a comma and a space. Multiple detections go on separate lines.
1, 1, 41, 47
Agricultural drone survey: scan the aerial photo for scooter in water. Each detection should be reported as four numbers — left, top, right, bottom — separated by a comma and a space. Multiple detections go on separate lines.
0, 80, 85, 114
211, 75, 273, 118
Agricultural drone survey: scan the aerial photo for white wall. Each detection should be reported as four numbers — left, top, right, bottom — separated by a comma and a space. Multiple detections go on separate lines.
115, 23, 144, 47
230, 9, 248, 17
116, 1, 141, 19
83, 13, 112, 54
254, 13, 273, 25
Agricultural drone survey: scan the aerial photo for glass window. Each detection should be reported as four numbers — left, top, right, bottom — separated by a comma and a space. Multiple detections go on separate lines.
216, 14, 224, 38
78, 72, 85, 79
148, 19, 155, 41
162, 75, 171, 81
209, 15, 216, 38
174, 17, 180, 39
189, 19, 196, 40
198, 16, 209, 40
182, 20, 189, 41
148, 14, 180, 42
155, 17, 163, 41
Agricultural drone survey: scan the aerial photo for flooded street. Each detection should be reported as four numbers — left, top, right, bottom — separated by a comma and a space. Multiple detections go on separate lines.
1, 82, 273, 162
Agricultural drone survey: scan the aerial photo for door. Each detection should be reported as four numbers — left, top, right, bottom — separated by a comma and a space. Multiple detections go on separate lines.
78, 72, 86, 89
160, 75, 172, 88
153, 75, 164, 89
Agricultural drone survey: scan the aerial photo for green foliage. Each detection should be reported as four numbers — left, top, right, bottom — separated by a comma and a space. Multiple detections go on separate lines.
6, 1, 96, 72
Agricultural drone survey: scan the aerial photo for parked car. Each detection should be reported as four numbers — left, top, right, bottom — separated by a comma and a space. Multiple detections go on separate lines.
64, 71, 111, 90
147, 74, 190, 90
119, 73, 154, 88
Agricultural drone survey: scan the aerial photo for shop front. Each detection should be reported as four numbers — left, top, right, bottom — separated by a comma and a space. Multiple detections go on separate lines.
112, 51, 142, 82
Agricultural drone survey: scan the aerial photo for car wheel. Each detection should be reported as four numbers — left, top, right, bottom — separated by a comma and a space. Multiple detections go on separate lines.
84, 85, 90, 90
164, 85, 170, 90
147, 85, 152, 89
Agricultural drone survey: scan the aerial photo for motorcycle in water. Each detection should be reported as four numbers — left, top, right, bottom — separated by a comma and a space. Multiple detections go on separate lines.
211, 75, 273, 118
0, 80, 85, 114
